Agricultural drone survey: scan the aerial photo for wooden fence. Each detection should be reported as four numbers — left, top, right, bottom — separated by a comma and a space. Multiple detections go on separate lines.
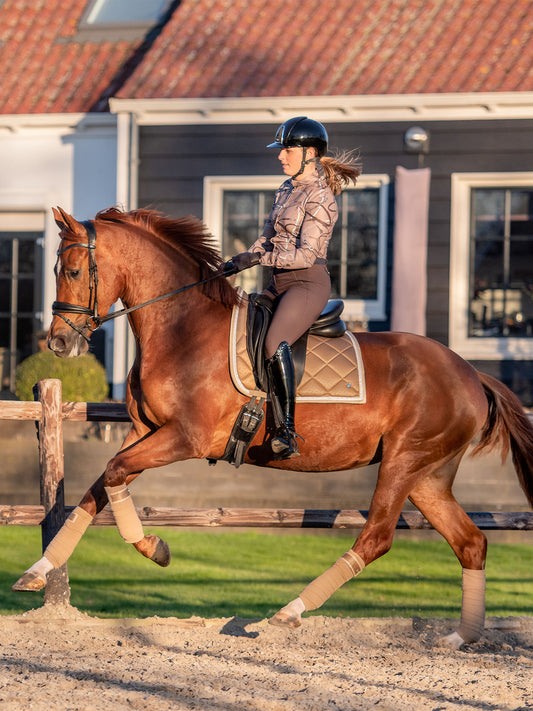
1, 378, 532, 605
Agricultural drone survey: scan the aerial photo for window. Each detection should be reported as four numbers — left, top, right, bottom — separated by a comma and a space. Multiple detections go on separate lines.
76, 0, 171, 40
85, 0, 170, 24
329, 188, 381, 301
204, 175, 389, 322
450, 174, 533, 359
0, 214, 44, 394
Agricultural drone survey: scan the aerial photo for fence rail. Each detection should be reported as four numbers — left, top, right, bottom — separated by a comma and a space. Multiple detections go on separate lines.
1, 505, 532, 530
1, 378, 531, 605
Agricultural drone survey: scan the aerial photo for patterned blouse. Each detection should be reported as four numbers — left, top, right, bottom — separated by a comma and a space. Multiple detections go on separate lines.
248, 171, 338, 270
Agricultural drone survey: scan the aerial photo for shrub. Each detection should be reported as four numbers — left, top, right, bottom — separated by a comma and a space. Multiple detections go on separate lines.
15, 350, 108, 402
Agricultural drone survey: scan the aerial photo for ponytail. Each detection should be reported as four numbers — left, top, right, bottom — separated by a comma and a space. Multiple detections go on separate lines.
319, 150, 362, 195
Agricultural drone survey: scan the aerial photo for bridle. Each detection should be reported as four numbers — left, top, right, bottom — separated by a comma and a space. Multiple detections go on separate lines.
52, 220, 226, 342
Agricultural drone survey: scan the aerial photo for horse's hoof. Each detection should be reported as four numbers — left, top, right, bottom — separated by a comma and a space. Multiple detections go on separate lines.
268, 611, 302, 629
441, 631, 465, 649
150, 538, 171, 567
11, 572, 46, 592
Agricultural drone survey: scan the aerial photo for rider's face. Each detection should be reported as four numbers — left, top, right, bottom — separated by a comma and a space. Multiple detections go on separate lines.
278, 146, 317, 178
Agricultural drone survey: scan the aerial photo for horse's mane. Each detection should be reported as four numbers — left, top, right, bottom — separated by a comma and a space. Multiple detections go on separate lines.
95, 207, 239, 308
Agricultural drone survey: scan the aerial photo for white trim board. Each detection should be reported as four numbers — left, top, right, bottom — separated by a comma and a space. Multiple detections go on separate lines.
110, 92, 533, 125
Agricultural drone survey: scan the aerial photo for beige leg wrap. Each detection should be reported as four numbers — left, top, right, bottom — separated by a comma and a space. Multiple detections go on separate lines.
456, 568, 486, 644
105, 484, 144, 544
299, 549, 365, 611
44, 506, 93, 568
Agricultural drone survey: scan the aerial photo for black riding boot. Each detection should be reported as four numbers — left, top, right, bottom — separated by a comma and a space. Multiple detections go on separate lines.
266, 341, 301, 459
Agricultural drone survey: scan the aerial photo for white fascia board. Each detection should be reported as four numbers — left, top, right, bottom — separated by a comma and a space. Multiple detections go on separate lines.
109, 92, 533, 125
0, 112, 117, 135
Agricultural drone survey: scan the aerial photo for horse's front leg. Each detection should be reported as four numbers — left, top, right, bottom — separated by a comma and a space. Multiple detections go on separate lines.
12, 474, 109, 592
12, 425, 181, 592
100, 423, 193, 567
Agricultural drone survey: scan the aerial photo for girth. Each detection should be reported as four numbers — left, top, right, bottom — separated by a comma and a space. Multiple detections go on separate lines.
246, 293, 346, 392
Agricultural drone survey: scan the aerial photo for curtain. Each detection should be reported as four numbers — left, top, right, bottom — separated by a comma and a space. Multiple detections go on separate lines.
391, 166, 431, 335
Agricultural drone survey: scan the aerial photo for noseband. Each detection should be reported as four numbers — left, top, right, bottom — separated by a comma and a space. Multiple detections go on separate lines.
52, 220, 226, 342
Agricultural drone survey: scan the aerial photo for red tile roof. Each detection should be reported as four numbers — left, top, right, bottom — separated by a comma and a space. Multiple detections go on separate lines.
117, 0, 533, 99
1, 0, 532, 115
0, 0, 143, 114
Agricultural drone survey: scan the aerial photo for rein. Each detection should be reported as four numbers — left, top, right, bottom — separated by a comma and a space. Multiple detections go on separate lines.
52, 220, 226, 342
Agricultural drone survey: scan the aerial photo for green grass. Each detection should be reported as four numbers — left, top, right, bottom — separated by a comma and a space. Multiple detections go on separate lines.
0, 527, 531, 620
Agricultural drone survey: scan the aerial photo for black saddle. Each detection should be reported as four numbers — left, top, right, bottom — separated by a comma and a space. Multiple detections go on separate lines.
246, 293, 346, 392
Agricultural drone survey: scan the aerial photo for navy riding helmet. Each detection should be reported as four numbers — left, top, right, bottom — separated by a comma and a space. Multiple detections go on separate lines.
267, 116, 328, 157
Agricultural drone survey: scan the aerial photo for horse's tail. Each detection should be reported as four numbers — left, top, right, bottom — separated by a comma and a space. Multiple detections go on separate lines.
471, 371, 533, 508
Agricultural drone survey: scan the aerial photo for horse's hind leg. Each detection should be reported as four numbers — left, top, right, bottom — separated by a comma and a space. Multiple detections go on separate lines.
407, 453, 487, 648
270, 447, 422, 628
270, 447, 482, 634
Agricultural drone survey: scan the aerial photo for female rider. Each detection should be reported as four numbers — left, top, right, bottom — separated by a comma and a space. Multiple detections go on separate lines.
225, 117, 360, 459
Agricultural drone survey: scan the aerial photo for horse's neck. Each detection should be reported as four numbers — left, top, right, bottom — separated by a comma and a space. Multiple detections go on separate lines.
117, 230, 232, 353
128, 288, 231, 351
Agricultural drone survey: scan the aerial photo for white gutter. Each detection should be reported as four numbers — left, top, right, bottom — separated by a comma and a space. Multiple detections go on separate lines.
113, 111, 139, 400
0, 112, 116, 135
109, 92, 533, 125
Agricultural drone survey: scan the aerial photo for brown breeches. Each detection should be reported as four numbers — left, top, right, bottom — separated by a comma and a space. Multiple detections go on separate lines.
263, 262, 331, 358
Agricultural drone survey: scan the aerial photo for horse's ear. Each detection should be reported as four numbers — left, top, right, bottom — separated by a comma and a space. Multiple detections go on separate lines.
52, 207, 86, 236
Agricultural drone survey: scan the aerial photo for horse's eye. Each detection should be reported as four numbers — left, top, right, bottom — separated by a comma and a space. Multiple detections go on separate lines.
68, 269, 81, 280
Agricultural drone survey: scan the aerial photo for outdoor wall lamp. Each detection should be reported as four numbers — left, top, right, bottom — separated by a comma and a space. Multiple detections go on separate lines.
403, 126, 430, 167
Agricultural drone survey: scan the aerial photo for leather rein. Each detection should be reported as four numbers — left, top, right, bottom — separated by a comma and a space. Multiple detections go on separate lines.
52, 220, 226, 342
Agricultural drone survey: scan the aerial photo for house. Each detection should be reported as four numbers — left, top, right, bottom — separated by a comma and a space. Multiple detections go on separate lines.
1, 0, 532, 404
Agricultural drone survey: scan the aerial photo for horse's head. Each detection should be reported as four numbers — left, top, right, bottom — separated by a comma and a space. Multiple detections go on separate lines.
49, 207, 119, 358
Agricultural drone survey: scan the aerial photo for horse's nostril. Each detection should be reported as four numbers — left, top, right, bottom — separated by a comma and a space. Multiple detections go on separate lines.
49, 336, 66, 353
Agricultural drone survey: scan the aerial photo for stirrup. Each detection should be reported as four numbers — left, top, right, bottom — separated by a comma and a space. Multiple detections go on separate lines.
271, 427, 303, 459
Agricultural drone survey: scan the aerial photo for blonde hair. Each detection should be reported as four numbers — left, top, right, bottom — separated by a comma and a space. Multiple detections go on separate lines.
319, 150, 362, 195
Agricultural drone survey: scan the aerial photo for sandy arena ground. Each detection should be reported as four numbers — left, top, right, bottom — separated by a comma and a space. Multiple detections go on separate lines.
0, 605, 531, 710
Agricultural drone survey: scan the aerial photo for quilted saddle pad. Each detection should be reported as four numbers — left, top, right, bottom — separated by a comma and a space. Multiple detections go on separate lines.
228, 292, 366, 404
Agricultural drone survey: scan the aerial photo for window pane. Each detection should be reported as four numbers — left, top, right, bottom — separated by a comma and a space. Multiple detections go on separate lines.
335, 189, 379, 300
346, 264, 377, 299
0, 278, 9, 312
17, 317, 36, 361
18, 236, 40, 274
223, 192, 260, 255
473, 239, 504, 288
472, 189, 505, 239
510, 239, 533, 285
17, 276, 34, 312
470, 187, 533, 338
0, 317, 8, 348
510, 190, 533, 237
328, 263, 340, 298
0, 240, 11, 274
223, 190, 275, 293
87, 0, 169, 23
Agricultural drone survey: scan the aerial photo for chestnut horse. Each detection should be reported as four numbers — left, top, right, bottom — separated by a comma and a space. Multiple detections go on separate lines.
14, 207, 533, 648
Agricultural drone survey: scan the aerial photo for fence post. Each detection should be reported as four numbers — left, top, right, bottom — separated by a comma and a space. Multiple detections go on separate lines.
36, 378, 70, 605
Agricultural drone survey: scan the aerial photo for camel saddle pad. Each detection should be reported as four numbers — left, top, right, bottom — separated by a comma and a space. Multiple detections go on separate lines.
229, 293, 366, 404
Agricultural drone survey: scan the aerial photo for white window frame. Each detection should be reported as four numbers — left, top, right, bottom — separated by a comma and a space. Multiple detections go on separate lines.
450, 172, 533, 360
203, 174, 389, 322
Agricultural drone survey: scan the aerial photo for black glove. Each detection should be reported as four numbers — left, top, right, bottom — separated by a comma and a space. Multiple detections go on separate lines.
223, 251, 261, 275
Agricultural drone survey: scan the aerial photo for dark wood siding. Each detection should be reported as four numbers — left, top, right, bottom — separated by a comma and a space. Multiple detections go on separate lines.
138, 118, 533, 404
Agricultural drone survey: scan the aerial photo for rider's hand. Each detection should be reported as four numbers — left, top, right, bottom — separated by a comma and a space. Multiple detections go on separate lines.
223, 252, 261, 275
